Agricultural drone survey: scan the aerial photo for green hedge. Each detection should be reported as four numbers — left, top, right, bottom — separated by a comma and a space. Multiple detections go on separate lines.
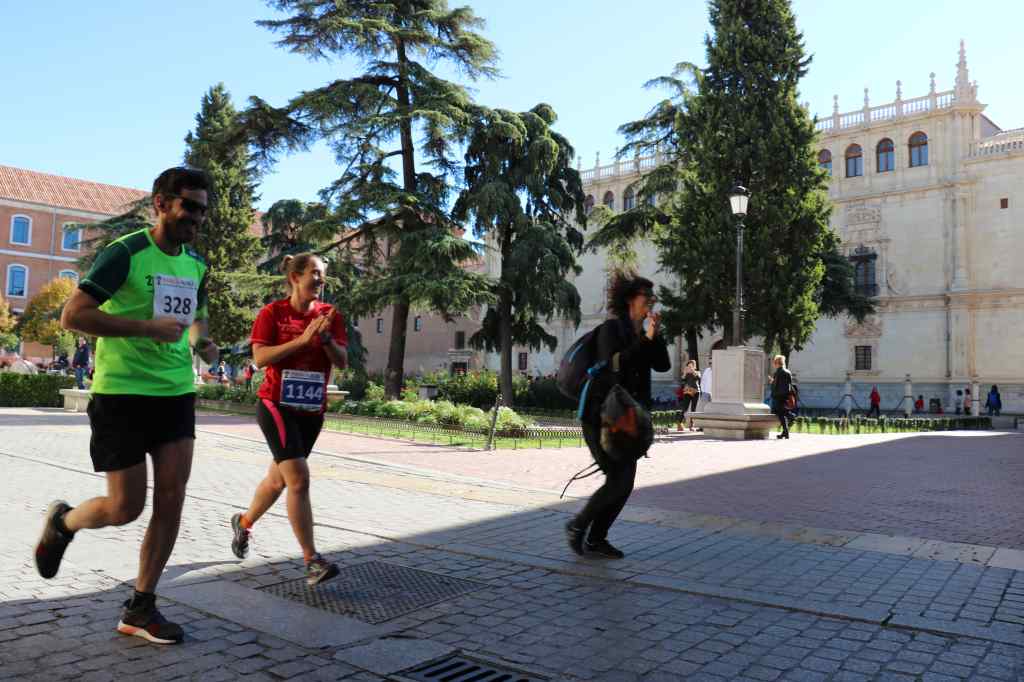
791, 415, 992, 434
332, 398, 534, 436
0, 373, 75, 407
195, 384, 260, 404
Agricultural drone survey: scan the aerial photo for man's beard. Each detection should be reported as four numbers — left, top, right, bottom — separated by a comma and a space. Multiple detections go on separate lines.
169, 217, 197, 245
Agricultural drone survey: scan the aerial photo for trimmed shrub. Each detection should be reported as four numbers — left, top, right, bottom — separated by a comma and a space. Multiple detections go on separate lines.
0, 372, 75, 407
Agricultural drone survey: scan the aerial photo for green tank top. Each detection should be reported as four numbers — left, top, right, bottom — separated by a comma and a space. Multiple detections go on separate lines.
80, 228, 208, 396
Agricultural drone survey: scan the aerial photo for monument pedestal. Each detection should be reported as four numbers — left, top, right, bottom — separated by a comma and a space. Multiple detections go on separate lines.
691, 346, 777, 440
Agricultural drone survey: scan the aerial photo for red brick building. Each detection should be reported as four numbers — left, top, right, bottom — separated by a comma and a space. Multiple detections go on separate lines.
0, 164, 148, 362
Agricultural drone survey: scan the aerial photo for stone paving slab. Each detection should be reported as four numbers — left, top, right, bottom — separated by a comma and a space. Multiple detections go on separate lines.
2, 409, 1024, 680
4, 416, 1024, 645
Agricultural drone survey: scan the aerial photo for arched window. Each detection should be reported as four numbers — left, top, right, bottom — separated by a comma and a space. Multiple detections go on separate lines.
645, 192, 657, 207
6, 264, 28, 298
845, 144, 863, 178
850, 246, 878, 297
602, 191, 615, 210
59, 270, 79, 281
584, 195, 595, 214
622, 187, 636, 211
909, 132, 928, 167
876, 139, 894, 173
10, 215, 31, 245
818, 150, 832, 175
854, 260, 877, 296
62, 223, 83, 251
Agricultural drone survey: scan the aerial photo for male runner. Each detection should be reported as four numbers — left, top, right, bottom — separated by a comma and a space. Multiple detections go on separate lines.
35, 167, 219, 645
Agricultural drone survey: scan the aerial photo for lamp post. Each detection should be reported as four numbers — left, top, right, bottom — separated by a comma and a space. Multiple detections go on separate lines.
728, 184, 750, 347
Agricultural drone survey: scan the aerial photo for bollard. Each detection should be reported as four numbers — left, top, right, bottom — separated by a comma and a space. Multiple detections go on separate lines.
904, 374, 913, 418
843, 372, 853, 419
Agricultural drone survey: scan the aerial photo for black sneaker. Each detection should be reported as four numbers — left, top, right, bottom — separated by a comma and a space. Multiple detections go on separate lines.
230, 513, 250, 559
306, 554, 339, 586
565, 520, 586, 556
116, 598, 184, 645
35, 500, 74, 579
585, 539, 625, 559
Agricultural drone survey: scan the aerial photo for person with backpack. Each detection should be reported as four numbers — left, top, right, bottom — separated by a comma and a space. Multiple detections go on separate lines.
564, 274, 670, 559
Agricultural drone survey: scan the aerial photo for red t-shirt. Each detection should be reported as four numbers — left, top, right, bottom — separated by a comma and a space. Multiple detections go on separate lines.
251, 299, 347, 412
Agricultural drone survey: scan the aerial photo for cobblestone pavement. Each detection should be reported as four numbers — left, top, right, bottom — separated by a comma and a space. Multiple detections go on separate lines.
203, 414, 1024, 549
1, 408, 1022, 681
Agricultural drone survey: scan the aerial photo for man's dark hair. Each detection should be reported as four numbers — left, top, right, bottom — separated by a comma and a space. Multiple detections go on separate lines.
607, 271, 655, 319
152, 167, 212, 199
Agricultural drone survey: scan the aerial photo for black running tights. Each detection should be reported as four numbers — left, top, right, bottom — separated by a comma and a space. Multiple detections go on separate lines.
573, 421, 637, 542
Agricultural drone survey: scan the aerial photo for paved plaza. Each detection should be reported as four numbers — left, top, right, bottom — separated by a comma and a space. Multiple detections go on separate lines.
1, 408, 1023, 681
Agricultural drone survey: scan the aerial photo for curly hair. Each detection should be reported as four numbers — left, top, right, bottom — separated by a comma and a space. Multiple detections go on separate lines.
607, 271, 655, 319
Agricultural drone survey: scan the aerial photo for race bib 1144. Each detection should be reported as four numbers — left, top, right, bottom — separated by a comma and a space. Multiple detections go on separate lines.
153, 274, 198, 326
280, 369, 326, 411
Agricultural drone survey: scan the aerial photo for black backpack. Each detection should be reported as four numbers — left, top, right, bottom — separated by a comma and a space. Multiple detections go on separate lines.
556, 327, 601, 401
557, 321, 626, 419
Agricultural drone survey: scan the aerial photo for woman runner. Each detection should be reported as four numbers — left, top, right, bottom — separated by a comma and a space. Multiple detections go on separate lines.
229, 253, 347, 585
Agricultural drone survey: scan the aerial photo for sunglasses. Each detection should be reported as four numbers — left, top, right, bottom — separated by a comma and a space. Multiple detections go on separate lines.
168, 194, 208, 215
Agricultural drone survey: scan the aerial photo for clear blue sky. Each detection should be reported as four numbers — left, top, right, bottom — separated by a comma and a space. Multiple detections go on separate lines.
3, 1, 1022, 210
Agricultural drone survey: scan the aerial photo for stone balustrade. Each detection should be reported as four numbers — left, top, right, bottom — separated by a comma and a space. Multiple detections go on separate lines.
971, 127, 1024, 156
815, 90, 955, 133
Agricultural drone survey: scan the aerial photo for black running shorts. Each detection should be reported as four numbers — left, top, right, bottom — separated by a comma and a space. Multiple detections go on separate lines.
87, 393, 196, 472
256, 399, 324, 462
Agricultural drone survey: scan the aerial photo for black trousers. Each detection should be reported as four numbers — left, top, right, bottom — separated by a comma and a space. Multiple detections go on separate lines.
773, 399, 790, 435
679, 394, 698, 420
574, 421, 637, 542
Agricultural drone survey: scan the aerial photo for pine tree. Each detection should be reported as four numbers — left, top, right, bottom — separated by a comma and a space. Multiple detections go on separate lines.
242, 0, 498, 398
257, 198, 368, 374
591, 0, 873, 360
184, 84, 265, 346
453, 104, 586, 405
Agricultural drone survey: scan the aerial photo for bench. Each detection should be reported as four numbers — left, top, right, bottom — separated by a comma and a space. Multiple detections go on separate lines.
59, 388, 91, 412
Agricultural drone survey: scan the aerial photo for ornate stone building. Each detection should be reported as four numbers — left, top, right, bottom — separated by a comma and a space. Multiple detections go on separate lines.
523, 43, 1023, 412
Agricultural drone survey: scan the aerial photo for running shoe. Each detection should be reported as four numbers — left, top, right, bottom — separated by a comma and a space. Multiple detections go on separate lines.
585, 538, 626, 559
565, 520, 586, 556
35, 500, 74, 579
306, 554, 339, 586
116, 597, 184, 645
230, 513, 250, 559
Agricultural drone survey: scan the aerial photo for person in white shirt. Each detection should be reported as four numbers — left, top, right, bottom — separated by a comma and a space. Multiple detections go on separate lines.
698, 359, 713, 412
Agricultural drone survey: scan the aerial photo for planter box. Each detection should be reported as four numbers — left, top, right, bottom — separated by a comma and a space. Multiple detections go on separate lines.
59, 389, 91, 412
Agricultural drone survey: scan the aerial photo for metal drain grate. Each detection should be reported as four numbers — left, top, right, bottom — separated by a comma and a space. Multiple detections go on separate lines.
402, 655, 547, 681
258, 561, 486, 624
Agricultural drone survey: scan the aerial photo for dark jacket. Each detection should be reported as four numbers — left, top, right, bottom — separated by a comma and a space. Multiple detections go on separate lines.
72, 344, 90, 368
986, 390, 1002, 410
681, 372, 701, 393
771, 367, 793, 400
583, 318, 671, 424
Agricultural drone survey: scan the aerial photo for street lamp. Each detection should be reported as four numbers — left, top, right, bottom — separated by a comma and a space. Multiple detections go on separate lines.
728, 184, 750, 347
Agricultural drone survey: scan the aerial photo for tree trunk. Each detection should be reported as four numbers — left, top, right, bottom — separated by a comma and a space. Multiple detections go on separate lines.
685, 326, 699, 370
383, 38, 418, 399
498, 283, 514, 407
